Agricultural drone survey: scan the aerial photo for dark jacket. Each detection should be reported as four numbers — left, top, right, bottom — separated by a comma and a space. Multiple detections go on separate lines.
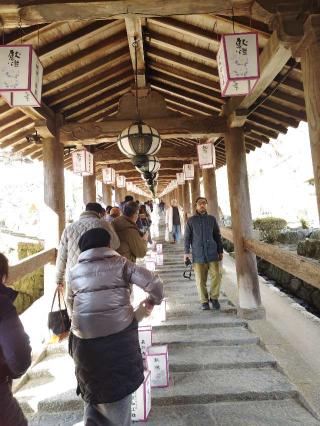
69, 320, 144, 404
0, 284, 32, 426
113, 215, 148, 262
68, 247, 164, 404
184, 212, 223, 263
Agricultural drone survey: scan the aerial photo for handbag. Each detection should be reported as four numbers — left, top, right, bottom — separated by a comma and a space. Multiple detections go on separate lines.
48, 288, 71, 336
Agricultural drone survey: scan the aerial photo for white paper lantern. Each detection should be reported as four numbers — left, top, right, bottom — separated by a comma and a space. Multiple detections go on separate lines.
197, 143, 216, 169
183, 163, 194, 180
102, 167, 115, 185
116, 175, 126, 188
176, 172, 185, 185
146, 345, 169, 388
117, 121, 161, 158
72, 149, 94, 176
126, 181, 133, 191
0, 45, 43, 107
217, 32, 260, 97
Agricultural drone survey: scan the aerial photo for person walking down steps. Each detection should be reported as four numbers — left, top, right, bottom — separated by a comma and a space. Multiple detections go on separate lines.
184, 197, 223, 310
67, 228, 164, 426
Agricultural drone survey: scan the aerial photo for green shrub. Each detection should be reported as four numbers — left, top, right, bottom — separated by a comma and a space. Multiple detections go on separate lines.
299, 218, 309, 229
253, 217, 287, 243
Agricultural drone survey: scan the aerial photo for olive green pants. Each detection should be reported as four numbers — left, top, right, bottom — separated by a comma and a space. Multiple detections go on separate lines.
193, 261, 222, 304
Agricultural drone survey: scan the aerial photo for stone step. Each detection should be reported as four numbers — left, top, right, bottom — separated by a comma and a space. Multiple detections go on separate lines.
168, 344, 276, 372
27, 353, 74, 380
135, 399, 319, 426
28, 410, 83, 426
21, 367, 297, 415
153, 326, 259, 347
153, 314, 245, 331
152, 367, 297, 406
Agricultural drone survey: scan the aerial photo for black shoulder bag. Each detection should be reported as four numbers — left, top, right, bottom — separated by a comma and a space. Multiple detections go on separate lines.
48, 288, 71, 336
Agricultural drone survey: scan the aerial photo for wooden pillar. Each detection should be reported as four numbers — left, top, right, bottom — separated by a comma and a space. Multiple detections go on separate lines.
300, 14, 320, 225
183, 181, 191, 219
177, 184, 184, 207
43, 137, 65, 246
190, 163, 200, 213
42, 136, 65, 295
225, 127, 265, 319
83, 157, 96, 205
202, 167, 219, 220
102, 183, 112, 206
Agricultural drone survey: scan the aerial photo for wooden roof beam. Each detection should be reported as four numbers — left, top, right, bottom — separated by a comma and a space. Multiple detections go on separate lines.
60, 115, 227, 145
64, 81, 132, 120
0, 2, 254, 27
43, 47, 130, 96
125, 16, 146, 88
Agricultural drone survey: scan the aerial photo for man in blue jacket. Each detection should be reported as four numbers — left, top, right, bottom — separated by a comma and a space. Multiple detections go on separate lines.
184, 197, 223, 310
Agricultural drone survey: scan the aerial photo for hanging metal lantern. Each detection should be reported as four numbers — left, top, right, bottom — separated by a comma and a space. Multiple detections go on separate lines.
72, 149, 94, 176
183, 163, 194, 180
102, 167, 116, 184
217, 32, 260, 97
0, 45, 43, 107
133, 155, 160, 174
197, 143, 216, 169
117, 121, 161, 158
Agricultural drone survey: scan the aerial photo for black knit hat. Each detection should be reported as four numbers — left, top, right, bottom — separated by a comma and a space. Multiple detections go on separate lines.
78, 228, 111, 253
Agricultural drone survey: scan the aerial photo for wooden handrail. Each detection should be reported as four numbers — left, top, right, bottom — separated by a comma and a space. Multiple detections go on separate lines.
7, 248, 56, 285
220, 226, 320, 290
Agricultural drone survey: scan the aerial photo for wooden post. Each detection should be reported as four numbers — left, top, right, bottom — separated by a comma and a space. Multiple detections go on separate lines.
224, 127, 265, 319
300, 15, 320, 225
102, 183, 112, 206
43, 137, 65, 246
42, 136, 65, 296
202, 167, 219, 220
178, 184, 184, 207
83, 156, 96, 205
190, 163, 200, 213
183, 181, 191, 219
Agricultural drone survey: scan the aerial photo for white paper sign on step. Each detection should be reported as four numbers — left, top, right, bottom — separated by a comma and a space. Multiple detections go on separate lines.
131, 370, 151, 421
146, 345, 169, 387
138, 326, 152, 358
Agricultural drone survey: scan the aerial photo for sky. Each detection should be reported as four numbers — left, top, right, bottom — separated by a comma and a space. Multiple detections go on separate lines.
215, 121, 318, 227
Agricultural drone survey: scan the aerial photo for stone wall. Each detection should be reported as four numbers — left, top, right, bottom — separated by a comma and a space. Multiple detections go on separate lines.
10, 242, 44, 314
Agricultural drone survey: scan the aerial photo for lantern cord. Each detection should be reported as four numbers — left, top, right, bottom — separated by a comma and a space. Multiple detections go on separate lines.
19, 18, 22, 44
2, 24, 4, 45
133, 36, 140, 121
231, 7, 235, 33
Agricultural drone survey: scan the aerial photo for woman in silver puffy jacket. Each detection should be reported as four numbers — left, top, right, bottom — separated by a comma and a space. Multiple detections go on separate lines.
67, 227, 164, 426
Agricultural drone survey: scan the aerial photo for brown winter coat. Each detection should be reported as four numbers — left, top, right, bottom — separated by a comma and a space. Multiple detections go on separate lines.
113, 215, 147, 262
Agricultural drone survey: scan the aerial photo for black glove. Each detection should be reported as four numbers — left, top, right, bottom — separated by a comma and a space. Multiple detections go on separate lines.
184, 257, 192, 267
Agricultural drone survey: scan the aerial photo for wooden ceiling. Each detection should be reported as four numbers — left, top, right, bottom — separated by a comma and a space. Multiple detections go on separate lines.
0, 1, 311, 193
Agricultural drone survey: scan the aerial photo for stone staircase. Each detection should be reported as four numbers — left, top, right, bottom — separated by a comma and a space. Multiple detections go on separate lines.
15, 239, 320, 425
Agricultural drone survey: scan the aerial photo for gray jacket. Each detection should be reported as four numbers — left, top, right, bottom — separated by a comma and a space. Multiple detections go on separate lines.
67, 247, 164, 339
56, 211, 120, 284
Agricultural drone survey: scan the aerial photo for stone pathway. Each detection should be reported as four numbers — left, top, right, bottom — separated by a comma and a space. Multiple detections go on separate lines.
15, 239, 320, 425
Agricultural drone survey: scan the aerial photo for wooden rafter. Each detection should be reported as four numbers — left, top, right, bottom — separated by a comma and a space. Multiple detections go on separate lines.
125, 16, 146, 88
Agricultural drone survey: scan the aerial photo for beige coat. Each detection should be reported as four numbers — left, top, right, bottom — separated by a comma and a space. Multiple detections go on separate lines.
113, 215, 147, 262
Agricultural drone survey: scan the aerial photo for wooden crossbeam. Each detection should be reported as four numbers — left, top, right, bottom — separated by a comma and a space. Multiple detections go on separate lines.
60, 115, 227, 145
125, 16, 146, 88
0, 2, 254, 27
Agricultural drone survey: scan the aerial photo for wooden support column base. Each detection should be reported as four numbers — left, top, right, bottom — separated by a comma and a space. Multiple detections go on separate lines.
237, 306, 266, 320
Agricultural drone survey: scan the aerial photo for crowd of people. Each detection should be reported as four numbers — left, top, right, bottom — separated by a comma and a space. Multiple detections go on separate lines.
0, 194, 223, 426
